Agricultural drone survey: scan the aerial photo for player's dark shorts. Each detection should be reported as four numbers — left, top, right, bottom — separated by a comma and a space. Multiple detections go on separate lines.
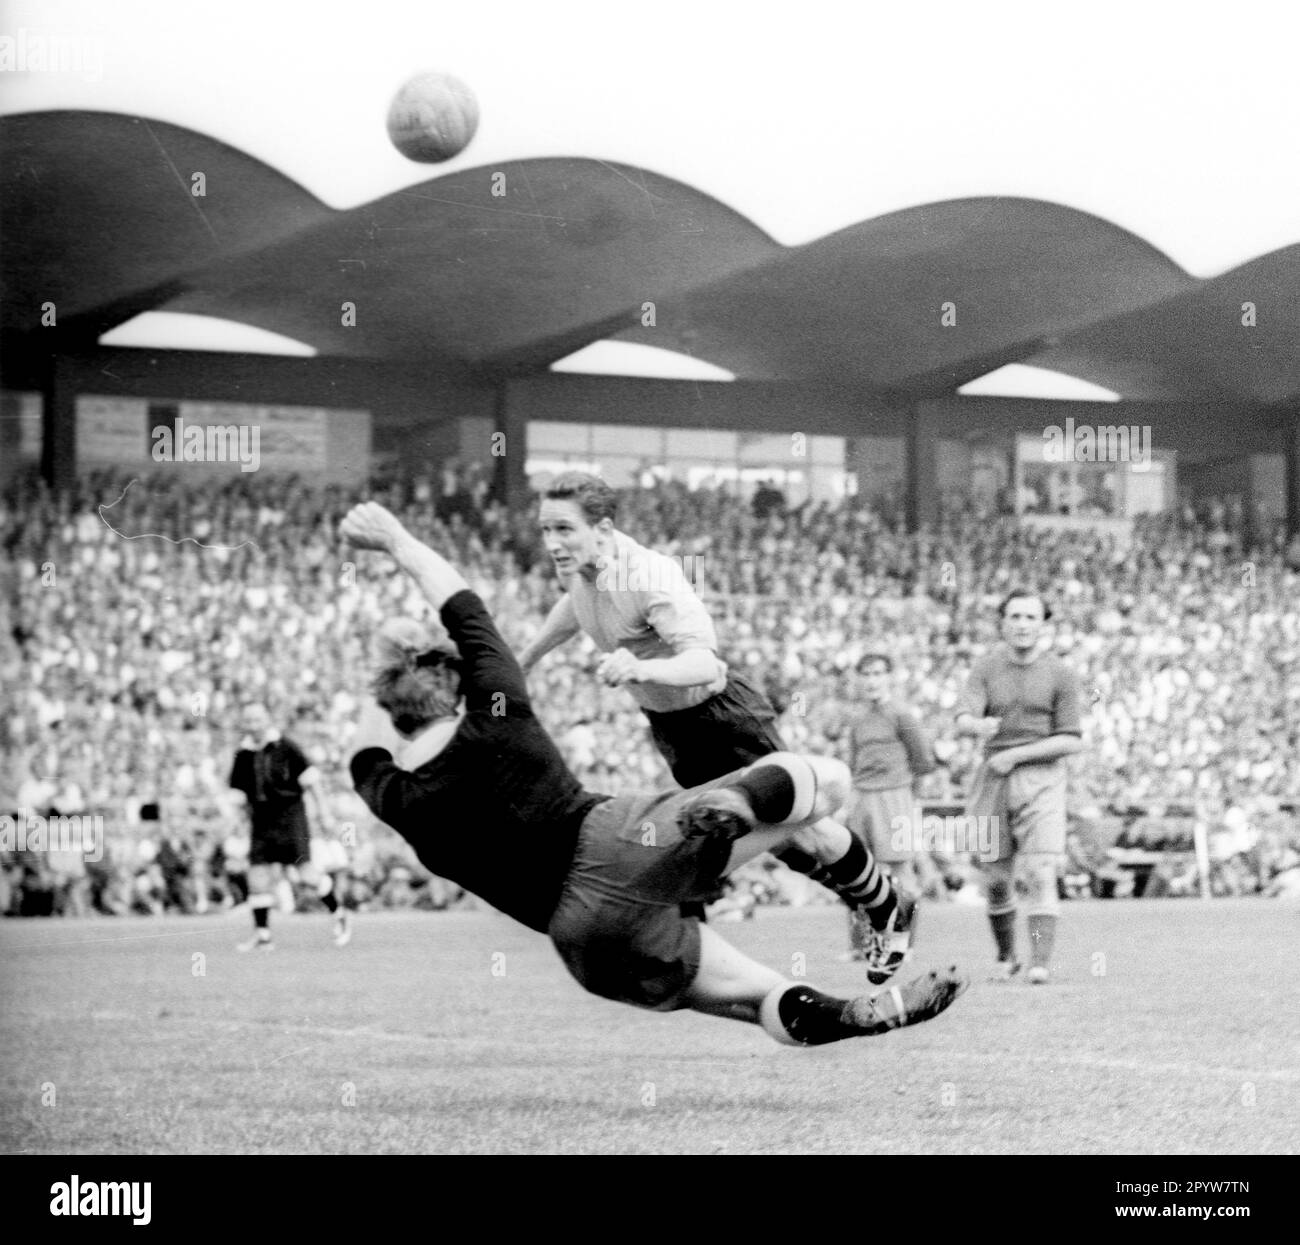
548, 769, 750, 1011
249, 827, 311, 867
643, 671, 785, 788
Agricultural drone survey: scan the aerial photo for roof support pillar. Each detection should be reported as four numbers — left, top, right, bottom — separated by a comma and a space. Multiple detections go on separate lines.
905, 400, 940, 532
493, 381, 526, 505
1285, 405, 1300, 540
38, 349, 79, 492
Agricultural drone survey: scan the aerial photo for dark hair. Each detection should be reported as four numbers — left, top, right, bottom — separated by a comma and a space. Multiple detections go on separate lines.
543, 472, 617, 525
856, 652, 893, 674
998, 590, 1052, 621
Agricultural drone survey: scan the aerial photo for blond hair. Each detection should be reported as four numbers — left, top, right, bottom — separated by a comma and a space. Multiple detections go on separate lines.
370, 618, 462, 735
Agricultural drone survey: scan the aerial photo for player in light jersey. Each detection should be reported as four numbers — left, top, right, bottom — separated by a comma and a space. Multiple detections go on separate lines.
518, 472, 917, 980
955, 591, 1085, 984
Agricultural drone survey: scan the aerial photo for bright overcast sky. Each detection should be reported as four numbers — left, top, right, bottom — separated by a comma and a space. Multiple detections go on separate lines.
4, 0, 1298, 391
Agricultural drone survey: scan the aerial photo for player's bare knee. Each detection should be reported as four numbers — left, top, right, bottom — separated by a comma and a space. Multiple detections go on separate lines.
788, 816, 848, 861
805, 756, 851, 819
1023, 852, 1061, 917
983, 859, 1015, 911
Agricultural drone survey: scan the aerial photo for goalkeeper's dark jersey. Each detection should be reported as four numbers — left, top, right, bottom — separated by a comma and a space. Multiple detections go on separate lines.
350, 590, 605, 932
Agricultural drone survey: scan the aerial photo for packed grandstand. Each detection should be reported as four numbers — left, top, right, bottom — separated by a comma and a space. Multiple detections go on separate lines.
3, 466, 1298, 918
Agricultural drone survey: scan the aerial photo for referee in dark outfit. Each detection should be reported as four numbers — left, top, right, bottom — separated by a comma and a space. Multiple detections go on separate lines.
228, 704, 350, 951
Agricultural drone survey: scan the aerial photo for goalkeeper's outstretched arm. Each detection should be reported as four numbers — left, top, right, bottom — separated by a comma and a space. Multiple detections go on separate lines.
340, 502, 469, 612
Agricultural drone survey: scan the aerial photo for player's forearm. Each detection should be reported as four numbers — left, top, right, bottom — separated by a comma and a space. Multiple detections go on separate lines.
636, 649, 724, 688
905, 733, 938, 777
998, 734, 1085, 766
390, 531, 470, 612
518, 599, 580, 671
954, 713, 987, 736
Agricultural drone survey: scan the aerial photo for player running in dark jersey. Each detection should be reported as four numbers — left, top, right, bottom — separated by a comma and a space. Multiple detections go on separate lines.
340, 500, 966, 1045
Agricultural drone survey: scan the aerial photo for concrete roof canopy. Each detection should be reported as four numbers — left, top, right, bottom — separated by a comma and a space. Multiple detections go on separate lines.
2, 109, 1297, 406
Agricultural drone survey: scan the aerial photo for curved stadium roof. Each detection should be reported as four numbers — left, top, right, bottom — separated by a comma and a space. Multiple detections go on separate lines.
3, 110, 1297, 406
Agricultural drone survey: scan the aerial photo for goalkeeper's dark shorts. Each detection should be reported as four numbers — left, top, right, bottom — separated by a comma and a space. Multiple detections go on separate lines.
548, 769, 751, 1011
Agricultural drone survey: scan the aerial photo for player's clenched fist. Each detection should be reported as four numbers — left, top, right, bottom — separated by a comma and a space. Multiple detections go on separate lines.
985, 751, 1017, 777
597, 648, 642, 687
341, 501, 407, 552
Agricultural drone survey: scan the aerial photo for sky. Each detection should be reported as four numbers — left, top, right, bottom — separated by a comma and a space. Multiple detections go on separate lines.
4, 0, 1298, 395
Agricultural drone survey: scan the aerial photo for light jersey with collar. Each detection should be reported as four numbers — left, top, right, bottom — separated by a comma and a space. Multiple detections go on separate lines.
563, 528, 725, 714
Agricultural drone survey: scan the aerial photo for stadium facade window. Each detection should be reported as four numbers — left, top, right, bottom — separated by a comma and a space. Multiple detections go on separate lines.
1015, 433, 1174, 521
665, 428, 738, 460
590, 424, 664, 457
526, 422, 847, 503
848, 435, 906, 506
529, 420, 591, 454
0, 390, 44, 464
810, 436, 843, 465
738, 432, 793, 464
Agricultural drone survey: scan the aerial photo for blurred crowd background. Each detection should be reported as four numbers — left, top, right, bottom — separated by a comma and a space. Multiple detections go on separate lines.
3, 464, 1299, 918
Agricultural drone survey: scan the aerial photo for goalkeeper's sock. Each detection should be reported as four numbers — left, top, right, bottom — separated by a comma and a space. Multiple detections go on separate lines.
759, 984, 870, 1046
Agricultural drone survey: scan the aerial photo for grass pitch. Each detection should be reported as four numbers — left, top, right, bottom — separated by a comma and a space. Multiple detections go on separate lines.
2, 899, 1296, 1154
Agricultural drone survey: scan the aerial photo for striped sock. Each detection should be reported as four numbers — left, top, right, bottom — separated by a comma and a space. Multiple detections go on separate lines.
816, 835, 897, 929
